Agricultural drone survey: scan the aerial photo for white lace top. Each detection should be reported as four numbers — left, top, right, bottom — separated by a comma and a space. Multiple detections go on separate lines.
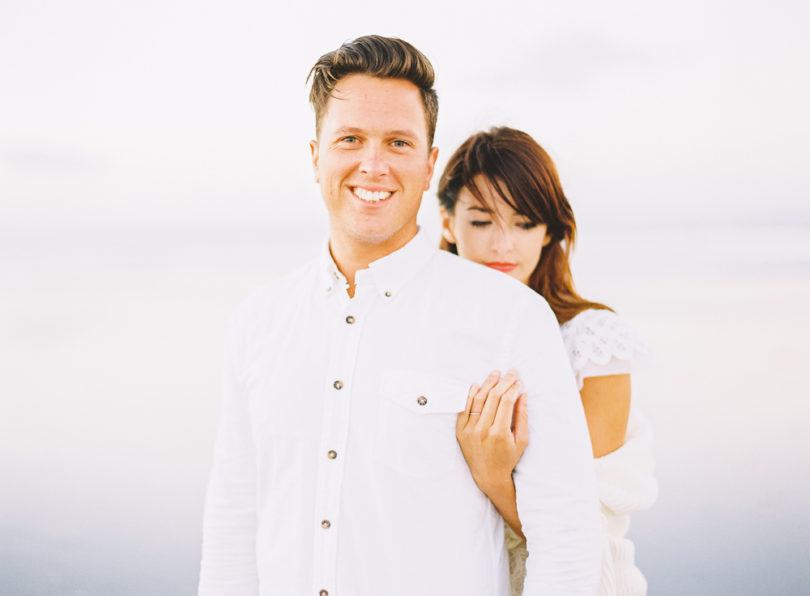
561, 308, 648, 390
507, 308, 657, 596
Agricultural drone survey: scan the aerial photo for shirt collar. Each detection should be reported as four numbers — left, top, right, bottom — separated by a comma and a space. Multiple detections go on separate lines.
319, 227, 435, 299
320, 242, 349, 298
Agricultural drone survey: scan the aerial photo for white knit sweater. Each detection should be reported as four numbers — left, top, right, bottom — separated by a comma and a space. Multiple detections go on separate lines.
507, 309, 658, 596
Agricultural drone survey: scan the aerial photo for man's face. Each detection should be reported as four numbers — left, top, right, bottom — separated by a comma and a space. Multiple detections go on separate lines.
310, 74, 439, 257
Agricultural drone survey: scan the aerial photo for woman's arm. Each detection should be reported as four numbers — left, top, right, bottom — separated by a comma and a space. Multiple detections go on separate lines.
580, 374, 631, 458
456, 370, 529, 537
457, 371, 632, 535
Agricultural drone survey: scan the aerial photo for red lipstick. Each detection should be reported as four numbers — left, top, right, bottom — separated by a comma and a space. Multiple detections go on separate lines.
485, 262, 517, 273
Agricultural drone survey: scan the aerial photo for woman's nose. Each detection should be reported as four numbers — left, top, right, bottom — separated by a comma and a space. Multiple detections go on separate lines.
491, 226, 514, 253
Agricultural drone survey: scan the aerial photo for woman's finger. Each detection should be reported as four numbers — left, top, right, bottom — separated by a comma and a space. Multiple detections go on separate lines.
457, 383, 478, 434
513, 393, 529, 451
469, 370, 500, 418
492, 379, 522, 435
479, 369, 519, 427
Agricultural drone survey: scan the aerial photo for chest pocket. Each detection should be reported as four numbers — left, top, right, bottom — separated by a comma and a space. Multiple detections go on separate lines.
376, 369, 470, 478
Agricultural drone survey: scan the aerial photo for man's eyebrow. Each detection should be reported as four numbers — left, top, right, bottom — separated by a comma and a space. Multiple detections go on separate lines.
387, 129, 419, 139
333, 127, 364, 136
332, 127, 420, 139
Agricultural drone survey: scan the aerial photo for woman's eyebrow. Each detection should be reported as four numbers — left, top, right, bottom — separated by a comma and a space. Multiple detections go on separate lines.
466, 205, 492, 213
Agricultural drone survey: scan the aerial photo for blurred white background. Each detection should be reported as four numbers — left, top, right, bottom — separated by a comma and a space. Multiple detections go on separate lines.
1, 1, 809, 594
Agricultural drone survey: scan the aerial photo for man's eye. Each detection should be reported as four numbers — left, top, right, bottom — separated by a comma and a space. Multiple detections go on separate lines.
518, 222, 539, 230
341, 136, 358, 143
392, 140, 408, 148
470, 220, 492, 228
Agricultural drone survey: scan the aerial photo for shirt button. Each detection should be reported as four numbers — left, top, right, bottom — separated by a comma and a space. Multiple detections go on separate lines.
384, 290, 392, 297
333, 380, 343, 390
417, 395, 428, 406
345, 315, 355, 324
320, 591, 329, 596
327, 450, 337, 459
321, 520, 331, 529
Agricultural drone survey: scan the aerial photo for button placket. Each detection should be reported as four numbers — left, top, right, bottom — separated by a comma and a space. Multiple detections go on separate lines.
312, 295, 371, 594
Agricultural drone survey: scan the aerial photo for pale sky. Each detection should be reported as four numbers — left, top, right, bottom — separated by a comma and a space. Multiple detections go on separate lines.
2, 4, 809, 593
1, 0, 808, 229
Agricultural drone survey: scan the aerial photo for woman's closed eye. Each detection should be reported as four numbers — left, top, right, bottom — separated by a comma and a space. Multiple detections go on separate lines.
470, 220, 493, 227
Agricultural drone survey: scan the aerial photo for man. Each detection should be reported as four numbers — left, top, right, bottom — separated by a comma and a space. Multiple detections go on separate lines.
199, 35, 600, 595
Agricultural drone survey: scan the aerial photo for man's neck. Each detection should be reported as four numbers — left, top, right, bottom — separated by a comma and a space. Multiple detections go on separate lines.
329, 227, 418, 298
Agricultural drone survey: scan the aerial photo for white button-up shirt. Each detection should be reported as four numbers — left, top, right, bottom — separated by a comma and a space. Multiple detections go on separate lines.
199, 229, 601, 596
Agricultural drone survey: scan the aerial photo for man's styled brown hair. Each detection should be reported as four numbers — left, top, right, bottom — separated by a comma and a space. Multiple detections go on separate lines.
307, 35, 439, 146
438, 127, 612, 325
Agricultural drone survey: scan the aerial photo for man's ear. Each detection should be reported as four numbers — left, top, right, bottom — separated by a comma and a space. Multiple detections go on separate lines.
423, 146, 439, 190
309, 140, 320, 183
439, 207, 457, 245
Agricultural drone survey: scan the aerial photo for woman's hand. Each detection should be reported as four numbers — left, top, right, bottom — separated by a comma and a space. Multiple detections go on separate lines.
456, 369, 529, 490
456, 369, 529, 536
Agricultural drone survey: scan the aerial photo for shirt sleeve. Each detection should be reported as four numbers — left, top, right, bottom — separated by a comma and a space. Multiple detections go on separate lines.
562, 309, 648, 389
198, 312, 260, 596
511, 296, 602, 594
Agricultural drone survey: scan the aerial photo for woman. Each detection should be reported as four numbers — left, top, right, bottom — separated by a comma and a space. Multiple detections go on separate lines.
437, 127, 657, 595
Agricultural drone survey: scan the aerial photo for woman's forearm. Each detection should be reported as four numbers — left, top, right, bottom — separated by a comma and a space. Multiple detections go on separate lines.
480, 476, 524, 539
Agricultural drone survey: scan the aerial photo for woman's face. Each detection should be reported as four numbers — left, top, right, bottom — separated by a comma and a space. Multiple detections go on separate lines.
441, 175, 550, 285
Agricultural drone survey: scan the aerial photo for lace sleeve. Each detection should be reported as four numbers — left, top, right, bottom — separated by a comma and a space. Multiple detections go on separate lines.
561, 309, 647, 389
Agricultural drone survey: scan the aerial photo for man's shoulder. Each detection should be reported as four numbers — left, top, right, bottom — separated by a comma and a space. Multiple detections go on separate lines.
425, 251, 565, 371
430, 250, 542, 305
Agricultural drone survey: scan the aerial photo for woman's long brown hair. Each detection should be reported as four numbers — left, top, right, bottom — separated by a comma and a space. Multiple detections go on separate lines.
437, 126, 611, 325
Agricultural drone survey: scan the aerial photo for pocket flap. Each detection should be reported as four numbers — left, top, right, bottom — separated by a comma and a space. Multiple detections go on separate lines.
381, 369, 470, 414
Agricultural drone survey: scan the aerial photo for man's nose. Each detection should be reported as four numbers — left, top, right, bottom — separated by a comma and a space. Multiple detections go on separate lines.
359, 145, 390, 177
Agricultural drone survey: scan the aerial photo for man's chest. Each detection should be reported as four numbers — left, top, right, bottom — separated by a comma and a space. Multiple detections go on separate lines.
240, 296, 506, 475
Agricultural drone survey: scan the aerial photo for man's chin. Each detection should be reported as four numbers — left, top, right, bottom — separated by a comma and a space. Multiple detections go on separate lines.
350, 229, 400, 248
336, 223, 418, 255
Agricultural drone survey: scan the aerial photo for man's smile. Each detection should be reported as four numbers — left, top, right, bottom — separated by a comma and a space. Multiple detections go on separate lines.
351, 186, 394, 204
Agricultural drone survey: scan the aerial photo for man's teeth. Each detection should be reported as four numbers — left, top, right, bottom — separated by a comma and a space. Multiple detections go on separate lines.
354, 188, 392, 203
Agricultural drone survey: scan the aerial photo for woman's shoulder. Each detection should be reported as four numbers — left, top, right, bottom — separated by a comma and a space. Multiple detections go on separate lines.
560, 308, 647, 384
